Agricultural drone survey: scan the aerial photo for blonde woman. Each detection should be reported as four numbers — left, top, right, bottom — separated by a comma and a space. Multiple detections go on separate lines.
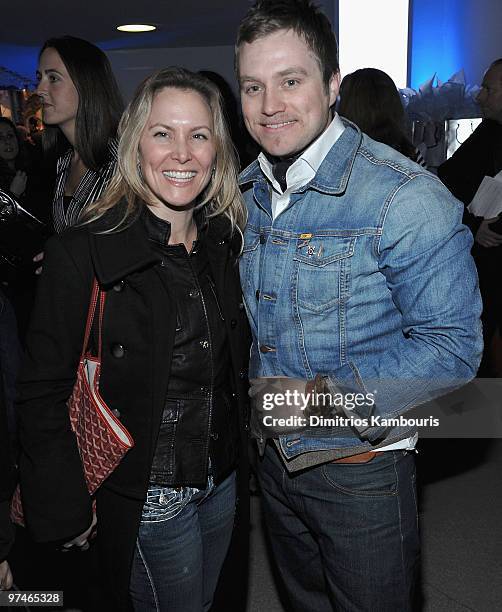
17, 67, 249, 612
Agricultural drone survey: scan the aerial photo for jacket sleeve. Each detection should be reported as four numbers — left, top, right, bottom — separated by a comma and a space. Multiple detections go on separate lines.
17, 233, 93, 543
324, 173, 483, 441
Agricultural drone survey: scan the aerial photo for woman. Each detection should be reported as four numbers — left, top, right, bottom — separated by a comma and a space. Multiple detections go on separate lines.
17, 67, 250, 611
36, 36, 123, 233
338, 68, 426, 165
0, 118, 29, 199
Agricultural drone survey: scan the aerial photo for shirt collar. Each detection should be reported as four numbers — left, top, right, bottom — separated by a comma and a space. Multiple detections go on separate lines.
257, 113, 346, 192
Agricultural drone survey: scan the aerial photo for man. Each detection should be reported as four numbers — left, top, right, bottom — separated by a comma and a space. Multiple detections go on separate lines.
439, 59, 502, 374
235, 1, 483, 610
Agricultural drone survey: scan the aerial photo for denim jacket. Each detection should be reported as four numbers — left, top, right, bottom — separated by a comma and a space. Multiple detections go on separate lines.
239, 120, 483, 460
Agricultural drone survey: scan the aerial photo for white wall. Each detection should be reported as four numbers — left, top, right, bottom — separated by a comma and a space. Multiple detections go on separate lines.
107, 45, 237, 102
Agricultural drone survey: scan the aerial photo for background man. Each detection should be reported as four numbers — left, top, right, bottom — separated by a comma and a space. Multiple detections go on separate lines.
439, 59, 502, 375
236, 1, 482, 610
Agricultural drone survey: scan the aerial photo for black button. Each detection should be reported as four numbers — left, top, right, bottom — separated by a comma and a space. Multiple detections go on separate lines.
210, 432, 219, 440
255, 290, 260, 300
230, 319, 237, 329
238, 302, 244, 311
111, 409, 121, 418
189, 289, 200, 298
259, 234, 266, 244
111, 343, 125, 358
113, 280, 125, 292
239, 368, 248, 379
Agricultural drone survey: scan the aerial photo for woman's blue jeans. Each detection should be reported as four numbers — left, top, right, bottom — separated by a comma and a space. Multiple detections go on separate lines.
129, 471, 236, 612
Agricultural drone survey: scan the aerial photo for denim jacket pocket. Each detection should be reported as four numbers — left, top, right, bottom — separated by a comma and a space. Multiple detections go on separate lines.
293, 236, 356, 313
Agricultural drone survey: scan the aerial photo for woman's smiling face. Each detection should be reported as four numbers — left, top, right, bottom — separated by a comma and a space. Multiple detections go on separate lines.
139, 87, 216, 216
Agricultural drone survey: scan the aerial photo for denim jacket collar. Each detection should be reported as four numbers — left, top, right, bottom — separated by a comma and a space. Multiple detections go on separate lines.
239, 119, 363, 197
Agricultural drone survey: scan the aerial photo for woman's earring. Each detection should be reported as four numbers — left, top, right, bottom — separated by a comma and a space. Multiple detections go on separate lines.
211, 166, 216, 180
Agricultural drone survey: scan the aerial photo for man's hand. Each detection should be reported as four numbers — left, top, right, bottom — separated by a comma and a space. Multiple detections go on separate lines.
249, 377, 312, 438
62, 512, 97, 552
475, 218, 502, 248
0, 560, 13, 590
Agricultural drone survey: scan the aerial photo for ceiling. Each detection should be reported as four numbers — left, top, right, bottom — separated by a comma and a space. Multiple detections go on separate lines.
0, 0, 253, 49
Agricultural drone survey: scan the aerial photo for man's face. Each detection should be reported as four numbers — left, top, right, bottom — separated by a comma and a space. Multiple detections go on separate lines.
238, 29, 339, 158
476, 64, 502, 124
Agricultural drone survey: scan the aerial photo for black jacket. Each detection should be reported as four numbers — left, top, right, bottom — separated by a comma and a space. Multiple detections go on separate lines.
17, 204, 250, 608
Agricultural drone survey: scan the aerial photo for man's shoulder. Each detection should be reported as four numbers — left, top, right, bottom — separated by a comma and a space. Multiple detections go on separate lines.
356, 134, 429, 180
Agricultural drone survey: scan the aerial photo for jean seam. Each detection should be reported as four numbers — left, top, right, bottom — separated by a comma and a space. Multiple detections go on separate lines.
394, 451, 407, 590
135, 540, 160, 612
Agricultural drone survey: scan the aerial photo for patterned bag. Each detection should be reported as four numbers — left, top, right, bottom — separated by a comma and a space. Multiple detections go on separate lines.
11, 279, 134, 525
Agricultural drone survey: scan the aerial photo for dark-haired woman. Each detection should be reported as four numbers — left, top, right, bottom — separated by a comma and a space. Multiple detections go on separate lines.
338, 68, 426, 166
36, 36, 123, 233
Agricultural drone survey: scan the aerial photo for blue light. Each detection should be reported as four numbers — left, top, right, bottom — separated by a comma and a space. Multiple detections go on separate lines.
410, 0, 466, 89
0, 44, 39, 86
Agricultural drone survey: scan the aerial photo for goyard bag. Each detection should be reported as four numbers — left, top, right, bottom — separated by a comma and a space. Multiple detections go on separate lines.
11, 279, 134, 524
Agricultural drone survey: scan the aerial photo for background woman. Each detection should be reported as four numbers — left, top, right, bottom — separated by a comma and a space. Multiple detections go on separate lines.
0, 117, 29, 200
36, 36, 123, 233
17, 67, 249, 612
338, 68, 426, 165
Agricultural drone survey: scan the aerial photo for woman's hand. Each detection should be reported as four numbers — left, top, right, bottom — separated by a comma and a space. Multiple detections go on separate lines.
9, 171, 27, 197
33, 251, 44, 275
62, 512, 97, 552
0, 560, 13, 590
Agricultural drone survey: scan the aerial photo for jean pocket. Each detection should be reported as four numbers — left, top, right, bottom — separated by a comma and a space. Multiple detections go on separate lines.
321, 451, 399, 497
141, 485, 200, 523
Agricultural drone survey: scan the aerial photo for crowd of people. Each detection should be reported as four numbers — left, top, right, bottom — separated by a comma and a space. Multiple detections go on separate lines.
0, 0, 499, 610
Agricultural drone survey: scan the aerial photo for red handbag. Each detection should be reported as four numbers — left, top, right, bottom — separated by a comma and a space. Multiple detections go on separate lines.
11, 279, 134, 525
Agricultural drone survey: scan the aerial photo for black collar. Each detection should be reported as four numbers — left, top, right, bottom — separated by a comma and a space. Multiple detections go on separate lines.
88, 201, 237, 287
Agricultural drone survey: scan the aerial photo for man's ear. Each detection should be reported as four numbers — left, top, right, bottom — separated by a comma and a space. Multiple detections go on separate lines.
328, 71, 341, 107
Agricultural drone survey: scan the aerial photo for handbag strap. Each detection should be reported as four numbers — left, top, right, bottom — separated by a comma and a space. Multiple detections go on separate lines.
81, 279, 106, 360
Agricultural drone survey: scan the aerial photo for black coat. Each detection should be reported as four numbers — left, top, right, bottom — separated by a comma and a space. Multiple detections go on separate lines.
17, 207, 250, 609
0, 361, 15, 563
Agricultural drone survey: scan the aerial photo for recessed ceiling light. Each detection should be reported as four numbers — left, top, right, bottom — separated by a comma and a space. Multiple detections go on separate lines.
117, 24, 156, 33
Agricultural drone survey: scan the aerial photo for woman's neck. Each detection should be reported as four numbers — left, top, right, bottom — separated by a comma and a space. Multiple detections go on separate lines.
148, 203, 197, 251
60, 120, 76, 150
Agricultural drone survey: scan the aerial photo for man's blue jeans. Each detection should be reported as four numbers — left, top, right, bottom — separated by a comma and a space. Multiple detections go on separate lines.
129, 471, 236, 612
258, 444, 420, 612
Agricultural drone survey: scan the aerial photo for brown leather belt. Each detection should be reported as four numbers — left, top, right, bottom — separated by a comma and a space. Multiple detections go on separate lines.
332, 450, 382, 464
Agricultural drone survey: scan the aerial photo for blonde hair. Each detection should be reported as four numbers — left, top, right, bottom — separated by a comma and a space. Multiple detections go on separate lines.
83, 67, 246, 232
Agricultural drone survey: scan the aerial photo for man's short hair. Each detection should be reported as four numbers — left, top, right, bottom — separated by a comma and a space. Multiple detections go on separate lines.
235, 0, 339, 88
